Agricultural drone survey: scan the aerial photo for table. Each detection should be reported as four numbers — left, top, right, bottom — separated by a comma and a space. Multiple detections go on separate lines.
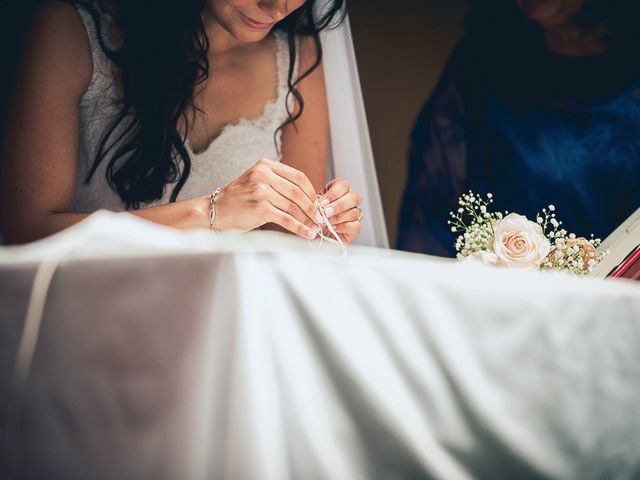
2, 212, 640, 479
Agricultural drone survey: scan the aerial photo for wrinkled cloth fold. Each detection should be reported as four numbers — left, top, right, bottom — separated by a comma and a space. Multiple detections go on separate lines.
1, 212, 639, 480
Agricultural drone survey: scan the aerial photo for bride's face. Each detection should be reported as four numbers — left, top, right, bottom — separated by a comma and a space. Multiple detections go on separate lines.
206, 0, 306, 42
515, 0, 585, 29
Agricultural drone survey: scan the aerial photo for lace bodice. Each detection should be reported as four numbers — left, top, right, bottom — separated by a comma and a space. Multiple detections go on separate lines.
73, 5, 296, 212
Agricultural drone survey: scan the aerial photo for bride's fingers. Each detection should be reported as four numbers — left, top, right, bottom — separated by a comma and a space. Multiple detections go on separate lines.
266, 159, 317, 203
321, 221, 361, 245
265, 203, 320, 239
268, 173, 319, 224
325, 206, 361, 225
321, 178, 350, 204
268, 187, 318, 230
324, 191, 362, 219
332, 220, 361, 235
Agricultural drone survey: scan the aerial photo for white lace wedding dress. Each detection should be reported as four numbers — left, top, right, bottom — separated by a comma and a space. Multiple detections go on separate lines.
73, 5, 297, 212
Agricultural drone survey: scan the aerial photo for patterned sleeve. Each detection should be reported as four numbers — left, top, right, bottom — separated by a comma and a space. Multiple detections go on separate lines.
396, 46, 470, 257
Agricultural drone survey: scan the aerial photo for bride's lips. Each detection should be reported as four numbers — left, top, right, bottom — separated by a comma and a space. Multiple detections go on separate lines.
241, 14, 274, 30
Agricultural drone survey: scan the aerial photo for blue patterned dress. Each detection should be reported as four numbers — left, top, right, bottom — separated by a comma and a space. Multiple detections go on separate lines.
397, 41, 640, 257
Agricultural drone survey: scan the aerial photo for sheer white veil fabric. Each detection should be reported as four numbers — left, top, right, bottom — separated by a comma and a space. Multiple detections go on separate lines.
317, 2, 389, 248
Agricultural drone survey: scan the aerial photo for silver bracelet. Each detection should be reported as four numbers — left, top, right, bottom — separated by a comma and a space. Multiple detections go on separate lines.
208, 187, 222, 231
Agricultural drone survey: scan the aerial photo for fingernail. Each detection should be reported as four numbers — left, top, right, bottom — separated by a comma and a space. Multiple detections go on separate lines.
320, 198, 330, 207
315, 212, 324, 224
307, 227, 320, 239
325, 207, 334, 217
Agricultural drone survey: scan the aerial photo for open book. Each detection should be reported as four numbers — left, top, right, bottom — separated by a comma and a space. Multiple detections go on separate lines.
590, 207, 640, 280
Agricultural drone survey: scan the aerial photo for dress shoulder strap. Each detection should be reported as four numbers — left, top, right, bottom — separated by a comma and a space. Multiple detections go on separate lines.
74, 4, 115, 104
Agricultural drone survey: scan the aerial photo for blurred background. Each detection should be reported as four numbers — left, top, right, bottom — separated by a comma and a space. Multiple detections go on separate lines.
348, 0, 472, 245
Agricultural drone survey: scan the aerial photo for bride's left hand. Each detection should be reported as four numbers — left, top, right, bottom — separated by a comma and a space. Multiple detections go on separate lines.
318, 178, 363, 245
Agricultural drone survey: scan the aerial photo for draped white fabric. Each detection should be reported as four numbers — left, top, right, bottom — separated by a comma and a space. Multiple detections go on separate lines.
319, 3, 389, 248
1, 212, 640, 479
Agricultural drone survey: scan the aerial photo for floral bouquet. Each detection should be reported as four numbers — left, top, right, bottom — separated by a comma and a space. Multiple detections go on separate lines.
448, 191, 605, 275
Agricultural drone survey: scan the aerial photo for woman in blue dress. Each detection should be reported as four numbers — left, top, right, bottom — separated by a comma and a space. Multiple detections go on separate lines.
397, 0, 640, 256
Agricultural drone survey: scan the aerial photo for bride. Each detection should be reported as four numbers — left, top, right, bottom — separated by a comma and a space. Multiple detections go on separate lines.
1, 0, 363, 244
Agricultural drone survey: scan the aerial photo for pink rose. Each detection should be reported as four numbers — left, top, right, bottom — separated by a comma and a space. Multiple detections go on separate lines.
492, 213, 551, 269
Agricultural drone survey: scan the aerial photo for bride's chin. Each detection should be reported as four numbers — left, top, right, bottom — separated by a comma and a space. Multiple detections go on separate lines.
229, 26, 272, 44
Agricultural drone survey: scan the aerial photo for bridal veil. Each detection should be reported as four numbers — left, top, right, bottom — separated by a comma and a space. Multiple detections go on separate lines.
317, 1, 389, 248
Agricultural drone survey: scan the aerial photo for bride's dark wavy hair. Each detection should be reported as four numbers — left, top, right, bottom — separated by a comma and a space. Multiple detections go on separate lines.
68, 0, 345, 209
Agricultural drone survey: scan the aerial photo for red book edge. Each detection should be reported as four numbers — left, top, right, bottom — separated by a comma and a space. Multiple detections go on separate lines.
622, 260, 640, 280
610, 245, 640, 278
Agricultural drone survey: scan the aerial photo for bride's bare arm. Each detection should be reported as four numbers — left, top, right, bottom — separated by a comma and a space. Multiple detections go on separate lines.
279, 36, 330, 192
2, 3, 92, 243
1, 3, 320, 244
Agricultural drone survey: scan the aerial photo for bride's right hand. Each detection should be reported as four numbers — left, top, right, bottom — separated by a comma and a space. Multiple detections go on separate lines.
211, 158, 322, 239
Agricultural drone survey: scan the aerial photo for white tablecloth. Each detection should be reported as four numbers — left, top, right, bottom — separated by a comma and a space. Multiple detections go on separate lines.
1, 212, 640, 479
